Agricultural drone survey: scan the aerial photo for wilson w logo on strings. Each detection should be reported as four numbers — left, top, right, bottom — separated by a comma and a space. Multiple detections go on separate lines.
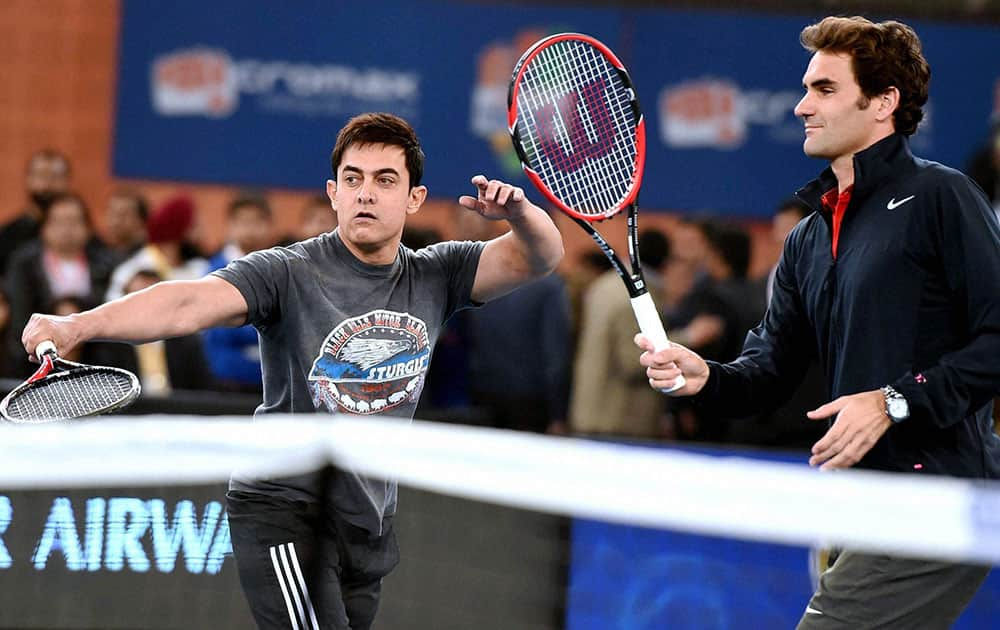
534, 78, 618, 173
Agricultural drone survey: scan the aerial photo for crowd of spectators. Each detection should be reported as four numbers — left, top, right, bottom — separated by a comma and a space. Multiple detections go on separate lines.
3, 134, 997, 449
0, 150, 333, 396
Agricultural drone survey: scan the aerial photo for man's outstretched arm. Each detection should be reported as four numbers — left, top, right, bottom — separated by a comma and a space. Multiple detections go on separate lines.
462, 175, 564, 303
21, 276, 248, 360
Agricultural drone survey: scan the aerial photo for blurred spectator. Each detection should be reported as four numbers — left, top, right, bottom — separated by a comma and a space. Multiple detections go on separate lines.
701, 221, 766, 359
202, 193, 276, 392
279, 194, 338, 245
102, 187, 149, 257
570, 230, 671, 440
563, 250, 612, 344
0, 287, 15, 380
766, 198, 812, 302
0, 149, 71, 274
457, 209, 572, 434
970, 122, 1000, 434
667, 220, 763, 361
663, 218, 721, 356
209, 193, 276, 266
114, 269, 216, 393
965, 120, 1000, 223
665, 219, 765, 443
4, 193, 117, 376
105, 194, 209, 300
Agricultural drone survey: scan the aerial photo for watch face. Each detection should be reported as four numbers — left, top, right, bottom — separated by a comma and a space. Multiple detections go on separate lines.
888, 398, 909, 420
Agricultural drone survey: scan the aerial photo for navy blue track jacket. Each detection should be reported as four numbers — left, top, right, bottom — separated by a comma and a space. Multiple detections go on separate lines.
696, 133, 1000, 479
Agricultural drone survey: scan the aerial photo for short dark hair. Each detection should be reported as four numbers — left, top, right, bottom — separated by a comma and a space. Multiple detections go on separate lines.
638, 229, 671, 270
227, 192, 272, 220
330, 113, 425, 187
702, 221, 751, 280
800, 16, 930, 136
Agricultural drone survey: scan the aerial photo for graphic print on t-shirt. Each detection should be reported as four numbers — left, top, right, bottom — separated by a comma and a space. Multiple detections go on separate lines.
308, 309, 430, 414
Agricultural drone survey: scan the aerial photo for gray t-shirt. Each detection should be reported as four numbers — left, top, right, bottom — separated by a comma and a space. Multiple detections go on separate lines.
214, 230, 484, 533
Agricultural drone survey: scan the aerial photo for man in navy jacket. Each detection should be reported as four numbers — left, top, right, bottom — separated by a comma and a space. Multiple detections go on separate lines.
637, 16, 1000, 628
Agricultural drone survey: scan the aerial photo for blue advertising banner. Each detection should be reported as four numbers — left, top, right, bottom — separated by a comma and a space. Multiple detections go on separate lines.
567, 447, 1000, 629
114, 0, 620, 195
114, 2, 999, 217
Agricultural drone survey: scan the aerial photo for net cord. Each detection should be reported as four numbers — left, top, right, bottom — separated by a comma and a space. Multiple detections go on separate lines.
1, 415, 997, 564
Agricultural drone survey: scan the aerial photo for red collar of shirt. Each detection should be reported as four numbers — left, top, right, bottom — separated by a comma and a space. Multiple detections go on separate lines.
821, 185, 853, 259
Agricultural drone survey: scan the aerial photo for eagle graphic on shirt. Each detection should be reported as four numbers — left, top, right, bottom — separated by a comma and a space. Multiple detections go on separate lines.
308, 309, 430, 414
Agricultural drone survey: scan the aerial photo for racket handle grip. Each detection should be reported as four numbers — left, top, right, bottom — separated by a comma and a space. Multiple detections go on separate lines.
630, 293, 686, 393
36, 340, 57, 361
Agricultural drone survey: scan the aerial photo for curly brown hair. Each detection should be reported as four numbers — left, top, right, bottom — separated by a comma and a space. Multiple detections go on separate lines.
330, 112, 425, 187
800, 16, 930, 136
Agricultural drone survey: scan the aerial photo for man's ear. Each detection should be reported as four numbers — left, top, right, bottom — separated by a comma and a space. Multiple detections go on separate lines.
326, 179, 337, 211
876, 87, 900, 123
407, 185, 428, 215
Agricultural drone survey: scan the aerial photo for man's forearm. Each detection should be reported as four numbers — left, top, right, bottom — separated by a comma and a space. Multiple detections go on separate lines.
506, 204, 564, 276
76, 279, 245, 344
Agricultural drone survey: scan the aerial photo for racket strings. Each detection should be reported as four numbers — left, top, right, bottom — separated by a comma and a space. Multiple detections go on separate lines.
529, 45, 632, 212
6, 370, 137, 422
516, 39, 638, 215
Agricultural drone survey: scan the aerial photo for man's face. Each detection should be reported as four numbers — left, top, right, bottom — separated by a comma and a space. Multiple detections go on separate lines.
105, 195, 146, 247
326, 143, 426, 260
794, 51, 883, 163
26, 156, 70, 208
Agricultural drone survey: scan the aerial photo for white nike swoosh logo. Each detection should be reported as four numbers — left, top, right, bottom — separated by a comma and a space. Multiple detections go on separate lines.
887, 195, 915, 210
805, 606, 824, 615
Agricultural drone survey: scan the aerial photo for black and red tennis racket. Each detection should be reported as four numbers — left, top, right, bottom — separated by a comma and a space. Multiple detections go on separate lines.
0, 340, 141, 423
508, 32, 685, 391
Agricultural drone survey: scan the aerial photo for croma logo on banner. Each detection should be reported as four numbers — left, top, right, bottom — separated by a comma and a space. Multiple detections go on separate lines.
152, 48, 238, 117
151, 47, 420, 119
658, 78, 801, 150
0, 495, 232, 575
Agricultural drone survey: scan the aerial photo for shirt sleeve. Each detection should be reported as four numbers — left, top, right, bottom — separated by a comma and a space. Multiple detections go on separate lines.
418, 240, 486, 321
891, 172, 1000, 428
211, 247, 290, 330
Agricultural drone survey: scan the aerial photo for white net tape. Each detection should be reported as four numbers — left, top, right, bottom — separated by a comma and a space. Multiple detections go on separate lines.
1, 415, 998, 564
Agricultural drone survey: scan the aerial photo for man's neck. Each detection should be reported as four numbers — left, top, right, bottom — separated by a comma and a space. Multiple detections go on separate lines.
341, 236, 399, 266
830, 129, 895, 193
830, 156, 855, 193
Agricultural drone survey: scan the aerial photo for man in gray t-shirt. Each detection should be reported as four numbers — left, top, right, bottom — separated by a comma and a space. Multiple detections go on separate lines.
20, 113, 564, 630
217, 230, 485, 535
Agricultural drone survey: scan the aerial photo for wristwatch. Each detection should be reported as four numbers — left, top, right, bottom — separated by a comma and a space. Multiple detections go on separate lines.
880, 385, 910, 423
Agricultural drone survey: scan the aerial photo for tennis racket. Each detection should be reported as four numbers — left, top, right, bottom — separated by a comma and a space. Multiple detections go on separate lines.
0, 340, 141, 423
508, 32, 685, 392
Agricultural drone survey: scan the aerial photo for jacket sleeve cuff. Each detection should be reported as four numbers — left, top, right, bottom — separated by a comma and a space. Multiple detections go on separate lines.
691, 361, 724, 409
890, 372, 933, 425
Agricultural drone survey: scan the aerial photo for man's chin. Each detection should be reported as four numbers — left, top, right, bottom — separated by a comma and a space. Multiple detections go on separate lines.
343, 228, 389, 249
802, 141, 830, 160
